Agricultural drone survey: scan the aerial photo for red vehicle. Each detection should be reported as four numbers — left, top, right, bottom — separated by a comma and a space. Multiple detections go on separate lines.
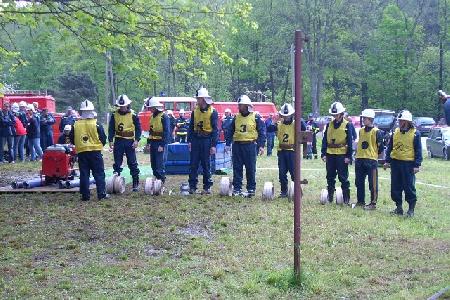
137, 97, 279, 140
0, 90, 64, 142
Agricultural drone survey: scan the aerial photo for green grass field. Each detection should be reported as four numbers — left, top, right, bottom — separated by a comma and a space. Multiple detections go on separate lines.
0, 151, 449, 299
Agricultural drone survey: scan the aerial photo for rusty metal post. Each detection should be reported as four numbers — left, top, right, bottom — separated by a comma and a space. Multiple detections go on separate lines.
294, 30, 305, 280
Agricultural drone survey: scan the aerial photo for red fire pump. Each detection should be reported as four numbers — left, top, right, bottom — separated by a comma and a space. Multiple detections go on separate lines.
41, 144, 77, 183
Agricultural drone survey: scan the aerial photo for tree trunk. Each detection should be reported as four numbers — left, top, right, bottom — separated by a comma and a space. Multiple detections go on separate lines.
282, 60, 291, 103
105, 50, 115, 108
332, 73, 340, 102
269, 67, 275, 103
361, 82, 369, 110
310, 65, 319, 115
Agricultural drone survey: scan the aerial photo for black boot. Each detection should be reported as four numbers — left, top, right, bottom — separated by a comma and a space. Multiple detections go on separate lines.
343, 189, 351, 205
327, 187, 335, 203
132, 177, 139, 192
390, 202, 403, 215
407, 201, 415, 217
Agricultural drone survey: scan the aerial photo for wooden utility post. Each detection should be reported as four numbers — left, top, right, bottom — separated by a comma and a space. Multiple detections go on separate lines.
293, 30, 307, 280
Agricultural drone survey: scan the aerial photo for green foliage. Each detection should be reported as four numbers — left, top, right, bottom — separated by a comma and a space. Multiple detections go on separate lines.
0, 0, 449, 118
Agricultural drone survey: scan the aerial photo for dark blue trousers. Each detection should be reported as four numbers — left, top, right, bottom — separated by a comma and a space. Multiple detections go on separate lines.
390, 159, 417, 207
0, 136, 14, 162
113, 138, 139, 178
278, 150, 295, 193
267, 133, 275, 156
78, 151, 106, 199
150, 141, 166, 182
312, 133, 317, 155
232, 142, 257, 192
189, 138, 213, 190
355, 158, 378, 204
326, 154, 350, 200
40, 130, 53, 150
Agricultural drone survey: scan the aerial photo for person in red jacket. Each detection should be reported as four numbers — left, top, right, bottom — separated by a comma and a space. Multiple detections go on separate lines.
11, 103, 27, 162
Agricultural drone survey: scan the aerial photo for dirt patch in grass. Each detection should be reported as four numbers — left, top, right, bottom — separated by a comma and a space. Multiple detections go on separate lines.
177, 222, 213, 240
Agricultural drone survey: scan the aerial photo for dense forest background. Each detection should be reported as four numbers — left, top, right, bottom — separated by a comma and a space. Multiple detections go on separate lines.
0, 0, 449, 119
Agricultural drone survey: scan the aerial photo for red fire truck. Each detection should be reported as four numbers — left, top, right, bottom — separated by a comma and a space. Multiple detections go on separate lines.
138, 97, 279, 140
0, 90, 64, 142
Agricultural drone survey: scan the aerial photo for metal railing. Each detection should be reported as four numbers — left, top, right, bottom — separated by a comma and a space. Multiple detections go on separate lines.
2, 90, 48, 96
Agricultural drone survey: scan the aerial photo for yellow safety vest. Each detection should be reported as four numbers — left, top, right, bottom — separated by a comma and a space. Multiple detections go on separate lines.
233, 112, 258, 142
74, 119, 103, 153
391, 128, 416, 161
114, 110, 135, 139
176, 118, 188, 136
355, 127, 379, 160
277, 120, 295, 151
326, 119, 349, 155
149, 112, 164, 140
193, 106, 214, 135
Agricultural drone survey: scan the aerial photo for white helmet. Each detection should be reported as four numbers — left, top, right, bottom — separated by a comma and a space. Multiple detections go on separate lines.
179, 109, 185, 114
116, 94, 131, 107
279, 103, 295, 116
167, 110, 173, 116
26, 104, 35, 112
237, 95, 253, 106
438, 90, 448, 98
64, 124, 72, 132
145, 97, 163, 110
224, 108, 231, 113
397, 110, 413, 122
19, 101, 27, 107
329, 102, 345, 115
11, 102, 19, 112
196, 87, 213, 104
80, 99, 95, 111
360, 109, 375, 119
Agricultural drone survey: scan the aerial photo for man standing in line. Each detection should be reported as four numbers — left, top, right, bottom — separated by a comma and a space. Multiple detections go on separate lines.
384, 110, 422, 217
321, 102, 353, 204
145, 97, 171, 184
225, 95, 266, 197
70, 100, 108, 201
108, 94, 142, 192
187, 87, 218, 195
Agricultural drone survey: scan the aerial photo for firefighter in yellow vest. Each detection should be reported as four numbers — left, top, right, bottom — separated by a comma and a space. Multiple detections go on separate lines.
354, 109, 384, 210
58, 124, 73, 145
145, 97, 171, 183
321, 102, 353, 204
108, 95, 142, 191
384, 110, 422, 217
267, 103, 306, 197
187, 87, 219, 195
174, 108, 189, 143
70, 100, 108, 201
225, 95, 266, 197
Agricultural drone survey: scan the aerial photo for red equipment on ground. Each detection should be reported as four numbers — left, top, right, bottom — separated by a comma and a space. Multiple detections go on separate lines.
41, 144, 77, 183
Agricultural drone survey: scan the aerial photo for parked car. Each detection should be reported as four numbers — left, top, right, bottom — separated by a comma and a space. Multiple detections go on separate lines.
373, 109, 397, 133
413, 117, 436, 137
371, 109, 397, 164
315, 116, 332, 131
426, 127, 450, 160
